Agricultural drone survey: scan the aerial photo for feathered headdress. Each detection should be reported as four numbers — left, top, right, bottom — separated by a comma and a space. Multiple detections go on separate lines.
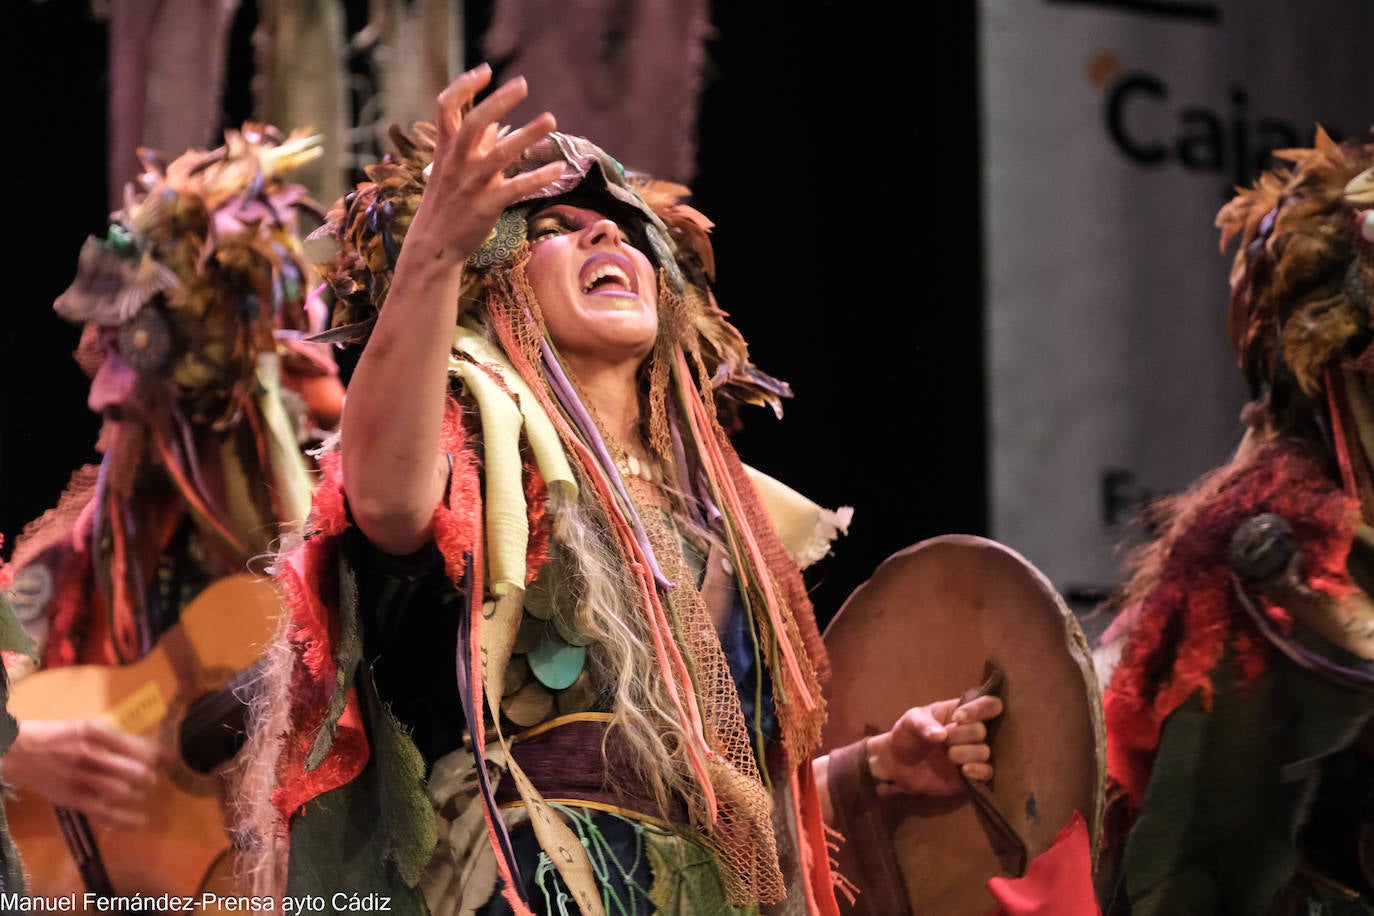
55, 123, 328, 428
1217, 128, 1373, 412
311, 123, 792, 417
1216, 127, 1373, 510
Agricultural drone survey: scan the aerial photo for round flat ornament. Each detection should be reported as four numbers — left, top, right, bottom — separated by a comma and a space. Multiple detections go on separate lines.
504, 655, 531, 698
528, 633, 587, 690
556, 669, 599, 716
512, 615, 547, 654
501, 679, 555, 728
552, 604, 595, 647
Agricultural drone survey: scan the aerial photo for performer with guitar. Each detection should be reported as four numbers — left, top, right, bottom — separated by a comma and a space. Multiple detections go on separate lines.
0, 125, 344, 897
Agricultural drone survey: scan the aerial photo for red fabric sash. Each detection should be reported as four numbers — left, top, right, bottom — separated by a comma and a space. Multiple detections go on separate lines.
273, 400, 485, 818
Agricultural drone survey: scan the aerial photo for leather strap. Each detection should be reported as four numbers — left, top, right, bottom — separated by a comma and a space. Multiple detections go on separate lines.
958, 662, 1029, 876
828, 735, 912, 915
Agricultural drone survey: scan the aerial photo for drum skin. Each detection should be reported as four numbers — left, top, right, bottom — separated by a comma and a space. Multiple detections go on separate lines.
821, 534, 1106, 915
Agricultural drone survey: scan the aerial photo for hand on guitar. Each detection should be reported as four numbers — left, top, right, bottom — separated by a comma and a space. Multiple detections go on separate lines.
867, 694, 1005, 797
4, 718, 160, 829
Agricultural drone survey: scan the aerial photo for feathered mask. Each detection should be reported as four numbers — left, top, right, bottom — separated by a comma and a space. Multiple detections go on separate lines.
1216, 127, 1374, 405
54, 124, 327, 427
312, 124, 792, 417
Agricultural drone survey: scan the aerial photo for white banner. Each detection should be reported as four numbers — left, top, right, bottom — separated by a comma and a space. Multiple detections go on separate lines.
982, 0, 1371, 603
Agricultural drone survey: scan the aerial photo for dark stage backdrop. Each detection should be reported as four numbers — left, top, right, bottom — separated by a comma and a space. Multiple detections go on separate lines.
1, 1, 986, 630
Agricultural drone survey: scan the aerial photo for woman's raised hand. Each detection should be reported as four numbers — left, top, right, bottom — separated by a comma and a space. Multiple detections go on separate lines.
340, 65, 562, 556
408, 63, 563, 268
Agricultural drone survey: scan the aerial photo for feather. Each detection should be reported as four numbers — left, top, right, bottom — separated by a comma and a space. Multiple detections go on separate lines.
1216, 127, 1373, 399
1346, 167, 1374, 208
55, 122, 334, 429
53, 237, 178, 326
1282, 293, 1365, 395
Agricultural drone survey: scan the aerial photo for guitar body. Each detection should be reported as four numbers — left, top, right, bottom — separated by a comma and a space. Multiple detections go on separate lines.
6, 574, 282, 901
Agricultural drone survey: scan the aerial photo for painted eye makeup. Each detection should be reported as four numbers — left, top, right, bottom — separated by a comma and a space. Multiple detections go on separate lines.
527, 207, 632, 245
527, 214, 571, 241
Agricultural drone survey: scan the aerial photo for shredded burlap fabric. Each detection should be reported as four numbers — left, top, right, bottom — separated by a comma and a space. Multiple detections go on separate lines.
639, 502, 787, 905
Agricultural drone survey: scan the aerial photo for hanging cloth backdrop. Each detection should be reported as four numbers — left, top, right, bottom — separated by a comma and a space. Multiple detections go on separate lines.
104, 0, 464, 216
483, 0, 711, 183
108, 0, 239, 210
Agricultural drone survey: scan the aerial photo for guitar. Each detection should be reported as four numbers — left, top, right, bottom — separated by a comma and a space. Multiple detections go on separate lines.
5, 573, 282, 901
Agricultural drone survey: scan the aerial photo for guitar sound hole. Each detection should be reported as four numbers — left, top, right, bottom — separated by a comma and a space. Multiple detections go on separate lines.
182, 716, 247, 774
178, 667, 251, 775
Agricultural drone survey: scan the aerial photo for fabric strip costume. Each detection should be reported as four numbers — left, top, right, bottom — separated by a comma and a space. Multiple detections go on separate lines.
249, 124, 853, 915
